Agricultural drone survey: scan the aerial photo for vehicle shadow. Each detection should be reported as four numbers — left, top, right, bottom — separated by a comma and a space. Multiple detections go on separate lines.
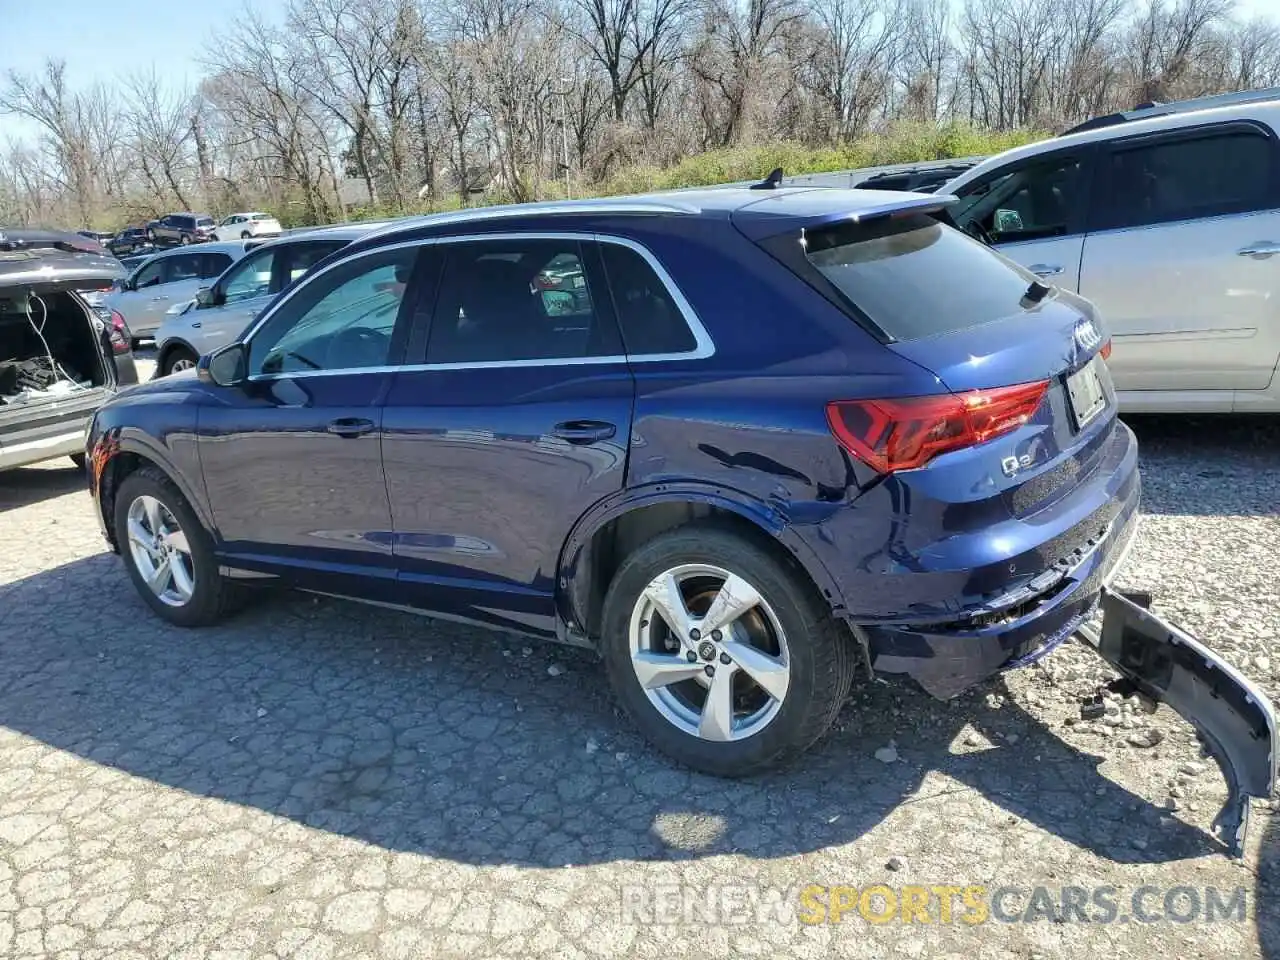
0, 461, 86, 514
1262, 813, 1279, 959
0, 552, 1223, 871
1122, 414, 1280, 517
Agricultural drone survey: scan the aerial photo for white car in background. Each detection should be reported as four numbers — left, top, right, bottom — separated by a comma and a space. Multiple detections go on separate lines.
941, 86, 1280, 414
210, 212, 283, 242
153, 222, 383, 375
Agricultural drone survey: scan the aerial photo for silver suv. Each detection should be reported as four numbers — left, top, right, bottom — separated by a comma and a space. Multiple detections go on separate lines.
942, 88, 1280, 414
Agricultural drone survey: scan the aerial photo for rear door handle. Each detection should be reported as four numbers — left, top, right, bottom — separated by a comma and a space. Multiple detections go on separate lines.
327, 417, 376, 438
1028, 263, 1064, 277
1237, 241, 1280, 259
149, 295, 170, 301
553, 420, 616, 444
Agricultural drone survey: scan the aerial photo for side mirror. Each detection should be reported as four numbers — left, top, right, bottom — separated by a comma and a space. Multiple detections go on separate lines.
199, 342, 247, 387
195, 286, 218, 308
122, 278, 136, 292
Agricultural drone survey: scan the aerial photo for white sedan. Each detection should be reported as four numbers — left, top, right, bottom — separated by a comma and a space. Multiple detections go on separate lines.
210, 212, 282, 242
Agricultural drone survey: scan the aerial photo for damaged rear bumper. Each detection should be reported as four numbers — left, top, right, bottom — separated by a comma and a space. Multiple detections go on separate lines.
1080, 588, 1278, 856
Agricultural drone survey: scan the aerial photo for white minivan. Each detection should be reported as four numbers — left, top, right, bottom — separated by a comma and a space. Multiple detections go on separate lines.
941, 90, 1280, 414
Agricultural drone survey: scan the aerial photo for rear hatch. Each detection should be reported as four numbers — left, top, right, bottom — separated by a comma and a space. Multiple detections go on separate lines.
737, 189, 1117, 519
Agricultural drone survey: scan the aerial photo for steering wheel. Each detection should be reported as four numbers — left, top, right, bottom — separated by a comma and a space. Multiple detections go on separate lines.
963, 218, 994, 246
324, 326, 390, 369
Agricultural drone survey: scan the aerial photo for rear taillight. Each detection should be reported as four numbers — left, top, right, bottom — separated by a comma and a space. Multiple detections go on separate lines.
826, 380, 1050, 474
108, 310, 131, 354
1100, 339, 1112, 360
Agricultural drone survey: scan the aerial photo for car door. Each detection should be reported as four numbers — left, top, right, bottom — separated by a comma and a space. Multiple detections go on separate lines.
949, 148, 1094, 291
1078, 121, 1280, 396
108, 255, 169, 333
380, 235, 634, 636
196, 245, 421, 595
185, 248, 274, 354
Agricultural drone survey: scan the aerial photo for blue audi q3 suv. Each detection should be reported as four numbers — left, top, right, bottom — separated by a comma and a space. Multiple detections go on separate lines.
86, 187, 1144, 777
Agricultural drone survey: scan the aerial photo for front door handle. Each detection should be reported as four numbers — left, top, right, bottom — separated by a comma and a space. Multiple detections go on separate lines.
1028, 263, 1064, 277
327, 417, 376, 438
553, 420, 616, 444
1237, 241, 1280, 259
150, 295, 170, 301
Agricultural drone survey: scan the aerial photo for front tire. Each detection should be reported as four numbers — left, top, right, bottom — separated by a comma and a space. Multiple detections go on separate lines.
180, 234, 191, 245
162, 346, 198, 376
113, 466, 239, 627
601, 525, 855, 777
241, 230, 251, 239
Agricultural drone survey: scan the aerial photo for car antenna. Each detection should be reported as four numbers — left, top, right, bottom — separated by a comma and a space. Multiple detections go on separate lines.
750, 167, 784, 190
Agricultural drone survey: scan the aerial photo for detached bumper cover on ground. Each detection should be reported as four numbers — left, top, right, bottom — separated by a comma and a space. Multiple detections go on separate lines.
1084, 587, 1279, 856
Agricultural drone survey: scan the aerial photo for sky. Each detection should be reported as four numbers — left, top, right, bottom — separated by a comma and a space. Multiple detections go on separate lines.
3, 0, 1280, 145
0, 0, 281, 143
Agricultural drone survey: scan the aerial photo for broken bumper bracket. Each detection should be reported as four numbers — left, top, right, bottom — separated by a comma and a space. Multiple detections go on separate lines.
1078, 587, 1278, 856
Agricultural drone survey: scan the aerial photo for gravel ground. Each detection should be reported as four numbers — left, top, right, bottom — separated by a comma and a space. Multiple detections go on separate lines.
0, 358, 1277, 959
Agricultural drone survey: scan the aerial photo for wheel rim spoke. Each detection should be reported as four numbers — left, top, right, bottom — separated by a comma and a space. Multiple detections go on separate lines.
699, 573, 763, 635
722, 641, 789, 701
127, 518, 152, 552
163, 529, 190, 555
632, 651, 707, 690
168, 555, 195, 600
698, 668, 735, 741
143, 496, 162, 536
146, 555, 172, 595
642, 571, 694, 640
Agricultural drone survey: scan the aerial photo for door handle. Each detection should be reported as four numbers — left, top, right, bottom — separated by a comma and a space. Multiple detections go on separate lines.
150, 295, 170, 301
1028, 263, 1064, 277
1237, 241, 1280, 259
326, 417, 376, 438
552, 420, 616, 444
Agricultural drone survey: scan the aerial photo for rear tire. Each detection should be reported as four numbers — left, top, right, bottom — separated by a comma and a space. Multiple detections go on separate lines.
113, 466, 240, 627
600, 525, 855, 777
180, 234, 191, 245
162, 347, 199, 376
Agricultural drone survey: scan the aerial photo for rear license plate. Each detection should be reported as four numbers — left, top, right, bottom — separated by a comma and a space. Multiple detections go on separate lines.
1066, 357, 1107, 429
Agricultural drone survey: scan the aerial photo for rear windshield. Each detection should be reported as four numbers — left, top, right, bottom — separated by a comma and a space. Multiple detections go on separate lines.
197, 217, 214, 227
251, 213, 271, 221
800, 214, 1038, 340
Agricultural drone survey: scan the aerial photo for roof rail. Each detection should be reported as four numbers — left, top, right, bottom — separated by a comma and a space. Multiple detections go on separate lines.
1061, 86, 1280, 136
363, 196, 701, 244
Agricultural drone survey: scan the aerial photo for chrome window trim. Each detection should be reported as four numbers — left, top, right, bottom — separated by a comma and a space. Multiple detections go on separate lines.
242, 231, 714, 382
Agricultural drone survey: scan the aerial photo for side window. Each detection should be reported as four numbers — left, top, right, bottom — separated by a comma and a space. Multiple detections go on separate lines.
952, 156, 1083, 243
1096, 130, 1274, 231
133, 260, 164, 289
598, 243, 696, 355
280, 241, 346, 288
199, 252, 232, 279
248, 247, 416, 376
426, 238, 620, 363
166, 254, 201, 283
220, 249, 275, 304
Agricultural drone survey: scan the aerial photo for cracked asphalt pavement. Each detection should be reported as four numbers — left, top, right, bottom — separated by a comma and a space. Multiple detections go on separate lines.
0, 361, 1276, 958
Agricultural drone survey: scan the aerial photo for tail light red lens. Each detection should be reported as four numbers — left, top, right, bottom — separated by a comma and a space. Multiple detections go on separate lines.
108, 310, 131, 354
1100, 338, 1112, 360
826, 380, 1050, 474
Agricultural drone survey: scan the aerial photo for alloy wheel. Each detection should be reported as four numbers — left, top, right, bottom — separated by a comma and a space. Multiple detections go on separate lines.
628, 563, 790, 742
168, 356, 196, 374
126, 495, 196, 607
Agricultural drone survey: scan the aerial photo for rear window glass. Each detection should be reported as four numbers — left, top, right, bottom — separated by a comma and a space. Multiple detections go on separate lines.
251, 213, 271, 221
801, 214, 1038, 340
197, 217, 215, 227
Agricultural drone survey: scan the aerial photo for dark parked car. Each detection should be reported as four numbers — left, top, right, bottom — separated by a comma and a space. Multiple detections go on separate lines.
83, 191, 1275, 842
0, 228, 138, 471
107, 227, 155, 257
149, 213, 216, 246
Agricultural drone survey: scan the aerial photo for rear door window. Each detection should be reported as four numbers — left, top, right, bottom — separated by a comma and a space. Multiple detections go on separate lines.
798, 214, 1040, 340
1092, 127, 1277, 231
599, 242, 696, 355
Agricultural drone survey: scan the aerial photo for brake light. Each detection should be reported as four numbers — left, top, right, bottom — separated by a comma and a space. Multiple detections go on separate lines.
1099, 339, 1112, 361
108, 309, 131, 355
826, 380, 1050, 474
